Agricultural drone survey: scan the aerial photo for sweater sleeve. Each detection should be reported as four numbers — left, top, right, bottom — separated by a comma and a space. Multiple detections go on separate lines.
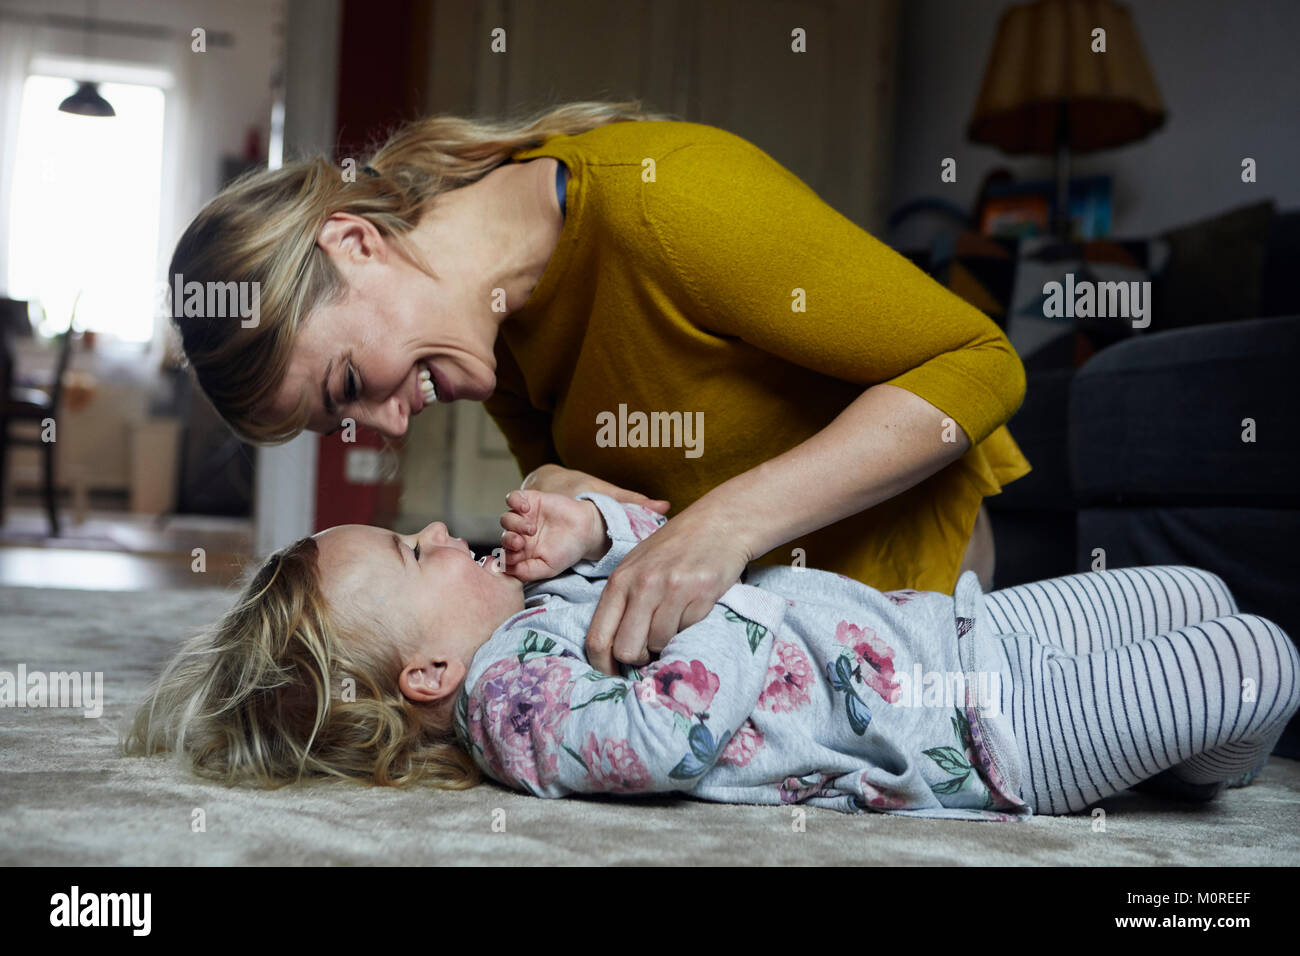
568, 491, 668, 579
458, 586, 783, 798
641, 137, 1026, 446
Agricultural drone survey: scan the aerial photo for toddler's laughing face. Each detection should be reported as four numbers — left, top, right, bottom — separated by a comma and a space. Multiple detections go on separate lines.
313, 520, 526, 707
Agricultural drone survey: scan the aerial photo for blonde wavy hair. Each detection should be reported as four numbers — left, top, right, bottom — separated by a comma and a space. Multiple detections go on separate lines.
170, 98, 675, 444
121, 536, 480, 790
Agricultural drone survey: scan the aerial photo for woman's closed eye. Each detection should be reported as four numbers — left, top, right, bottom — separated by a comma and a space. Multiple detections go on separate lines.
345, 364, 359, 403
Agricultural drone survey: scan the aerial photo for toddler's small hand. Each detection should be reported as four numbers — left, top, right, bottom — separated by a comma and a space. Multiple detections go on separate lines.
499, 489, 601, 582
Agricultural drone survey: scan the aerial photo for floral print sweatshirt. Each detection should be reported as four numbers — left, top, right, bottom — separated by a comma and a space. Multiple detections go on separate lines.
452, 493, 1032, 821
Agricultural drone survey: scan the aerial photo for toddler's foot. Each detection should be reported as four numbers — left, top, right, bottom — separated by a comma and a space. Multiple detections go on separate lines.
1222, 769, 1258, 789
1221, 759, 1268, 789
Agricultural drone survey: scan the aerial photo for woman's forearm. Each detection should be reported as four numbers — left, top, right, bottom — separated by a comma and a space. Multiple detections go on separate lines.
519, 462, 671, 513
687, 383, 973, 562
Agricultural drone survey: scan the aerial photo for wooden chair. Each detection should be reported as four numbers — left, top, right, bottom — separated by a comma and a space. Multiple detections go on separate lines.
0, 300, 79, 536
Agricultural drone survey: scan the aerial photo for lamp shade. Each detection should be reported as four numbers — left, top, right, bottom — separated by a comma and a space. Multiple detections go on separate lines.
58, 81, 116, 118
967, 0, 1165, 154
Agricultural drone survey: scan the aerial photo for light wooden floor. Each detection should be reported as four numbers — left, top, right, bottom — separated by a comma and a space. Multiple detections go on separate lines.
0, 507, 252, 590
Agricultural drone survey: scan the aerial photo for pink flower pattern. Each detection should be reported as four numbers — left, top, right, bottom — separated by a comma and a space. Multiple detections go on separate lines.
467, 656, 575, 790
964, 701, 1028, 812
718, 719, 765, 767
779, 772, 842, 804
625, 503, 666, 541
884, 589, 921, 606
757, 641, 814, 713
636, 658, 719, 719
834, 620, 901, 703
580, 733, 653, 791
457, 512, 1028, 821
856, 773, 914, 810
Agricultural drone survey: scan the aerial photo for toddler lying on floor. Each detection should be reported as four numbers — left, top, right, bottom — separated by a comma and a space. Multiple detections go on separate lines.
124, 491, 1300, 821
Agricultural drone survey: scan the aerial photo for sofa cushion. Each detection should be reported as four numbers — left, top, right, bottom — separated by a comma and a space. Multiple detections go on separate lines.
1154, 199, 1275, 329
1070, 315, 1300, 506
1259, 210, 1300, 317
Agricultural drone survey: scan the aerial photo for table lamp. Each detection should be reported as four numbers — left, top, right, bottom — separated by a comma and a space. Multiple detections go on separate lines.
967, 0, 1166, 237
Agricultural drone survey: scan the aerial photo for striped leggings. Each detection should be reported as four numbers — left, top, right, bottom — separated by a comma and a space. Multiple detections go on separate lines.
984, 565, 1300, 815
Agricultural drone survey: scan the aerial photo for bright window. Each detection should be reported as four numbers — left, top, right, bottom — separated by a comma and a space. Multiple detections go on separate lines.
6, 75, 165, 342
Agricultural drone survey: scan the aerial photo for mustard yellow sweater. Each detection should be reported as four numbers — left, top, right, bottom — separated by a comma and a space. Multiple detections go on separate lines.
489, 121, 1031, 593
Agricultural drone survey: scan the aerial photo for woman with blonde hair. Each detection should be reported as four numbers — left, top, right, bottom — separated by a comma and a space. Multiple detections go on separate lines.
168, 99, 1031, 675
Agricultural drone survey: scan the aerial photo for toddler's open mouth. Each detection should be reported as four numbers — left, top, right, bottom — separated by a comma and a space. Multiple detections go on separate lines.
472, 550, 504, 572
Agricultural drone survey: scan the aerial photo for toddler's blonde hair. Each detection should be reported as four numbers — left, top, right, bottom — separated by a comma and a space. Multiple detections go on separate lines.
122, 536, 480, 790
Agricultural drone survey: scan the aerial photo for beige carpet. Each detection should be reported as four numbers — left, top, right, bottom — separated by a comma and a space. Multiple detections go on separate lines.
2, 584, 1297, 866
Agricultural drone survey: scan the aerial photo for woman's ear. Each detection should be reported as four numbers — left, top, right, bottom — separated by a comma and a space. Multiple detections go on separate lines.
317, 213, 387, 265
398, 655, 466, 704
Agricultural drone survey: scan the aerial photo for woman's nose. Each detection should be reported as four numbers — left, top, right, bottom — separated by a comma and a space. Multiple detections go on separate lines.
361, 394, 409, 438
351, 392, 405, 442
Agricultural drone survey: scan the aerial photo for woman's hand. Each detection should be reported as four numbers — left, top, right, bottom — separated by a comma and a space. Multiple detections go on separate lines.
522, 463, 670, 515
499, 489, 604, 582
584, 505, 751, 674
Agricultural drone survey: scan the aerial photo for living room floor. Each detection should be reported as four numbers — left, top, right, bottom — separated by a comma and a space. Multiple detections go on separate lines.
0, 506, 250, 589
1, 581, 1297, 865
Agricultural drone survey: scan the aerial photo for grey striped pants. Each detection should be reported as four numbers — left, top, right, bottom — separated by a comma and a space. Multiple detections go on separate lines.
983, 565, 1300, 815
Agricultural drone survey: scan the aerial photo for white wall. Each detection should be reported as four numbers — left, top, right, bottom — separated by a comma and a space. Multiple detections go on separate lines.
889, 0, 1300, 240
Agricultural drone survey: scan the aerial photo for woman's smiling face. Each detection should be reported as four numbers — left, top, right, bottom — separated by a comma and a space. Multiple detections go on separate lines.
264, 157, 564, 439
266, 212, 502, 438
